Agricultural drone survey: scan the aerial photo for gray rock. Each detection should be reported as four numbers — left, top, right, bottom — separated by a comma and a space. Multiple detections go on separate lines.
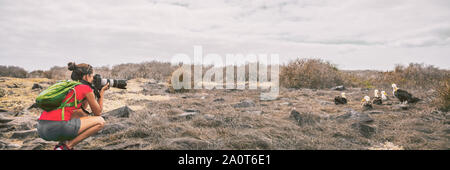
339, 109, 373, 123
178, 112, 198, 119
359, 123, 376, 138
5, 143, 21, 149
27, 103, 39, 110
148, 79, 158, 84
260, 95, 279, 101
168, 108, 184, 115
352, 123, 376, 138
0, 141, 7, 149
232, 99, 255, 108
103, 106, 134, 119
0, 88, 5, 97
415, 127, 433, 134
4, 116, 37, 131
31, 83, 43, 90
366, 110, 384, 115
184, 109, 200, 113
0, 123, 9, 129
331, 85, 346, 91
20, 138, 54, 150
247, 110, 263, 115
279, 102, 292, 106
103, 142, 141, 150
393, 104, 409, 111
100, 123, 127, 135
319, 100, 333, 106
7, 83, 22, 88
213, 98, 225, 102
384, 101, 394, 105
431, 110, 443, 116
357, 113, 374, 123
0, 116, 14, 123
203, 114, 215, 120
167, 137, 211, 150
169, 109, 199, 121
443, 128, 450, 134
10, 129, 38, 139
0, 110, 17, 117
290, 109, 320, 126
336, 112, 352, 120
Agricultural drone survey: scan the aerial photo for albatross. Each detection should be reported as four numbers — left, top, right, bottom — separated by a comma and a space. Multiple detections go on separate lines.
372, 90, 382, 105
381, 91, 389, 101
334, 92, 347, 105
361, 96, 373, 110
392, 84, 421, 104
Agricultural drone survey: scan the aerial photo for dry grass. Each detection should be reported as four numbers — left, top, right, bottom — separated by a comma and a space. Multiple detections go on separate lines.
1, 59, 448, 150
343, 63, 449, 90
435, 78, 450, 112
18, 61, 177, 81
280, 58, 344, 89
0, 77, 55, 113
0, 66, 28, 78
109, 61, 176, 81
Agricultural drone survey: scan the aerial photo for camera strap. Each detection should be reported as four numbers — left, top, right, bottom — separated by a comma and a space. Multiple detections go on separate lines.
81, 103, 91, 115
79, 80, 99, 115
80, 80, 101, 99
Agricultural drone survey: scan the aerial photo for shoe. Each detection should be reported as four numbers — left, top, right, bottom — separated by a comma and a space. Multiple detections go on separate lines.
54, 144, 64, 150
54, 143, 73, 150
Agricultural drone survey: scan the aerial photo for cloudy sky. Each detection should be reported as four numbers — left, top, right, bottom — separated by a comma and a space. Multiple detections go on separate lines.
0, 0, 449, 71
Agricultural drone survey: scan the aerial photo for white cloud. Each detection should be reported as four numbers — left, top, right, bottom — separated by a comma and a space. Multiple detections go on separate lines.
0, 0, 449, 71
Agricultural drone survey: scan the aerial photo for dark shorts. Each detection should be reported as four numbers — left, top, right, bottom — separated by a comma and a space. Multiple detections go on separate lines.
37, 119, 81, 141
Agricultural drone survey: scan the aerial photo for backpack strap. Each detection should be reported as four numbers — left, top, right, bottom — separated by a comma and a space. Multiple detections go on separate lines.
57, 87, 86, 121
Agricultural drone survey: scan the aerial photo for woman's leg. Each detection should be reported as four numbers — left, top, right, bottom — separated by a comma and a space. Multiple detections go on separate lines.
71, 101, 90, 119
66, 116, 105, 149
71, 109, 88, 119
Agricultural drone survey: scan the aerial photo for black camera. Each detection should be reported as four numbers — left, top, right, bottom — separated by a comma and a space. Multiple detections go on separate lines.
93, 74, 127, 90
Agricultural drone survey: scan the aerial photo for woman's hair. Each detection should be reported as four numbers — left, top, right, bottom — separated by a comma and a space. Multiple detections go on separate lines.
67, 62, 93, 81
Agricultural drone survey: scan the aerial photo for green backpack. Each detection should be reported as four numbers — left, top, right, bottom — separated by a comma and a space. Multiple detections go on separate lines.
35, 80, 85, 120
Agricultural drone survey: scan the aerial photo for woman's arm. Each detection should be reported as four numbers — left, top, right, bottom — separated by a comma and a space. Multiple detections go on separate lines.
85, 83, 109, 116
85, 92, 102, 116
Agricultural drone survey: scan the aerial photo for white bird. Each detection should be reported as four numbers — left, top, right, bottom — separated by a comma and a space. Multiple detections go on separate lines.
381, 91, 388, 101
372, 90, 382, 105
361, 96, 373, 110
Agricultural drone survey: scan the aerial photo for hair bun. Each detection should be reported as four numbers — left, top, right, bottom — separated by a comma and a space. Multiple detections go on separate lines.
68, 62, 77, 71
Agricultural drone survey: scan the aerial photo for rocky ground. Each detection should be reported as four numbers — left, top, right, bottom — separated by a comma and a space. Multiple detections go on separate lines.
0, 77, 448, 150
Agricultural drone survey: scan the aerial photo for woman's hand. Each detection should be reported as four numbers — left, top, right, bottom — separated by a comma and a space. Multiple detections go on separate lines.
100, 82, 110, 96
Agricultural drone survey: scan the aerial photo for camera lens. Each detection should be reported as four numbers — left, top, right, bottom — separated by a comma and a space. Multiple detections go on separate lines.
94, 74, 127, 89
115, 80, 127, 89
